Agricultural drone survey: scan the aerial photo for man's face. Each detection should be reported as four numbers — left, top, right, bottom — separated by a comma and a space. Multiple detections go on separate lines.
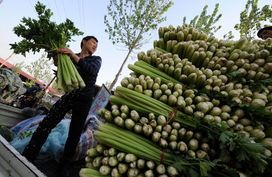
260, 29, 272, 40
84, 38, 98, 54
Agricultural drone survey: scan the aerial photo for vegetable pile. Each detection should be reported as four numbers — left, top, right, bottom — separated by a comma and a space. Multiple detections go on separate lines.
81, 25, 272, 177
10, 2, 85, 92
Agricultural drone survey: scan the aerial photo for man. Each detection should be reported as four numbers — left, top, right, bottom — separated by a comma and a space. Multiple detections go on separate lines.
22, 36, 102, 177
257, 26, 272, 40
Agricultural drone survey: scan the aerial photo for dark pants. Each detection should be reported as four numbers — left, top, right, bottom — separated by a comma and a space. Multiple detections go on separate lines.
22, 88, 94, 162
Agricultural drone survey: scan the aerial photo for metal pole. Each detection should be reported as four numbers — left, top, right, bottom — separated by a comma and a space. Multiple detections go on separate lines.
0, 53, 14, 68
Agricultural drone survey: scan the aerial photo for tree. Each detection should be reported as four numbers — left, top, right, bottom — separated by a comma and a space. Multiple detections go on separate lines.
182, 3, 222, 36
13, 62, 25, 73
23, 53, 55, 84
223, 31, 235, 40
104, 0, 173, 90
234, 0, 272, 39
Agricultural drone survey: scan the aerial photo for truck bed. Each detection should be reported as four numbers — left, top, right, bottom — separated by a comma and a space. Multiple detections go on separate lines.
0, 135, 46, 177
1, 131, 85, 177
0, 103, 27, 127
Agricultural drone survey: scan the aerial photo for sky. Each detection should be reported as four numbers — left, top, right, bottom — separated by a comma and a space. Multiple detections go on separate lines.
0, 0, 271, 86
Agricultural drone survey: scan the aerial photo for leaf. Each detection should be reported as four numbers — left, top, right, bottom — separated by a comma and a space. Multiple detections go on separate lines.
211, 163, 240, 177
226, 71, 242, 79
236, 150, 248, 161
10, 1, 83, 57
219, 130, 268, 173
199, 161, 213, 176
188, 168, 200, 177
182, 3, 222, 35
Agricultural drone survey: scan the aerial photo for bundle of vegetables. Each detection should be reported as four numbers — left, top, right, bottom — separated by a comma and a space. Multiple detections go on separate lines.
125, 63, 269, 137
134, 50, 272, 126
81, 25, 272, 177
81, 144, 189, 177
80, 123, 241, 177
110, 86, 268, 173
10, 2, 85, 92
154, 25, 272, 83
109, 78, 263, 141
99, 104, 213, 159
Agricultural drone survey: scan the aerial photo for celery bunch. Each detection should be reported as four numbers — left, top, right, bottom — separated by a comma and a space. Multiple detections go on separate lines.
10, 2, 85, 92
95, 123, 217, 177
57, 54, 85, 92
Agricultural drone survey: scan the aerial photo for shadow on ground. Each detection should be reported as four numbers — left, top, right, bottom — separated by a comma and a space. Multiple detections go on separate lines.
34, 159, 85, 177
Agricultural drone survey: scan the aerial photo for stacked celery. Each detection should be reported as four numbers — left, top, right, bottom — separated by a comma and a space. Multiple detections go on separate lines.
81, 25, 272, 177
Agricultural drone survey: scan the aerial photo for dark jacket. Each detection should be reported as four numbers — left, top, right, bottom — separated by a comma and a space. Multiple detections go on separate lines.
74, 55, 102, 95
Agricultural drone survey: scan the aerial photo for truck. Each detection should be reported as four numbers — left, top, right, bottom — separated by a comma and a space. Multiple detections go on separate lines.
0, 134, 46, 177
0, 103, 46, 177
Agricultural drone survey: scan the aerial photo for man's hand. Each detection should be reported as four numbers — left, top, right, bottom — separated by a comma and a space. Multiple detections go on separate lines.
57, 47, 74, 56
57, 47, 81, 63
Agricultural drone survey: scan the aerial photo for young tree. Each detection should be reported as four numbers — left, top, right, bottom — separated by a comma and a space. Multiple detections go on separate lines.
23, 53, 55, 83
182, 3, 222, 36
223, 31, 235, 40
234, 0, 272, 39
13, 62, 25, 73
104, 0, 173, 90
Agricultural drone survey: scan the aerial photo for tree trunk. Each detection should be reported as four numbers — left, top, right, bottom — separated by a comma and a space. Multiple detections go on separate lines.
109, 48, 133, 91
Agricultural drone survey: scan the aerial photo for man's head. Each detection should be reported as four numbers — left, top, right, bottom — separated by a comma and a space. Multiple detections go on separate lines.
81, 36, 98, 55
257, 26, 272, 40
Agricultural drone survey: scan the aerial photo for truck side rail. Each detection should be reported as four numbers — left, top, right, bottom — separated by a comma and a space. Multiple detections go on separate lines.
0, 135, 46, 177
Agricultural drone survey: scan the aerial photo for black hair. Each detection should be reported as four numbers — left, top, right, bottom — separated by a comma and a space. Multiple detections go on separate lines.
257, 26, 272, 38
80, 36, 98, 48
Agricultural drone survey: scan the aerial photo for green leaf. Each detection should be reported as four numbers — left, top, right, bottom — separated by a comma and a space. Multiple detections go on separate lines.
10, 1, 83, 56
199, 161, 213, 176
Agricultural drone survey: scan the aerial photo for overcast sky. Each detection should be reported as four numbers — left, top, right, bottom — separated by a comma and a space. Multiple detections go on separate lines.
0, 0, 271, 86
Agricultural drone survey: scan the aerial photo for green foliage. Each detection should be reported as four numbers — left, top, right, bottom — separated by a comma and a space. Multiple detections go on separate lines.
10, 1, 83, 57
104, 0, 173, 49
182, 3, 222, 36
172, 158, 216, 177
12, 62, 24, 74
234, 0, 272, 39
223, 31, 235, 40
219, 131, 267, 173
24, 53, 55, 83
9, 1, 85, 92
104, 0, 173, 90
